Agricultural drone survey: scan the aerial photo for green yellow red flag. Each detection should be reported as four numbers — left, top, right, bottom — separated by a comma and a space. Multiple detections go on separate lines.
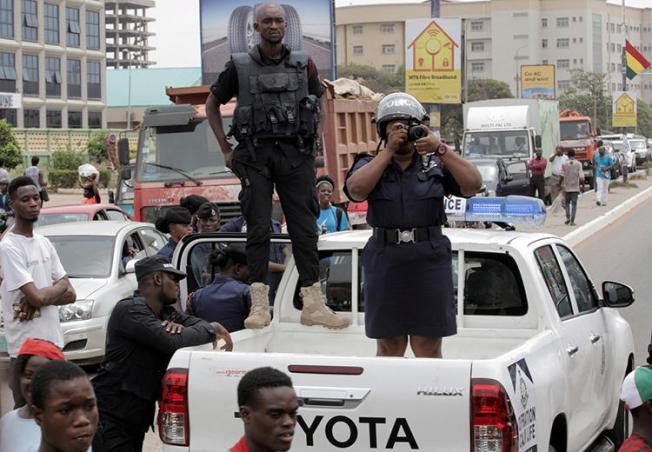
626, 40, 650, 80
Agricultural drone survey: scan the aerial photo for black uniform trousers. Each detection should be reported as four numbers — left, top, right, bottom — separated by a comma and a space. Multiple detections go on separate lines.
530, 174, 545, 200
232, 140, 319, 287
93, 388, 153, 452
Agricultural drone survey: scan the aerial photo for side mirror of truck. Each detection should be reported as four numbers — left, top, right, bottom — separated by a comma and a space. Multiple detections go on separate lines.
118, 138, 130, 166
108, 190, 115, 204
534, 136, 542, 150
602, 281, 634, 308
120, 166, 132, 182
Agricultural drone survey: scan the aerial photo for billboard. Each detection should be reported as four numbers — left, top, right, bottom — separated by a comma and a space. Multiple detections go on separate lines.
612, 91, 637, 128
199, 1, 335, 86
520, 65, 556, 100
404, 18, 461, 104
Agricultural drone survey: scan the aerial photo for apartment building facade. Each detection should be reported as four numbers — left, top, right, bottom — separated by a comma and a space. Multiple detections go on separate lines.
105, 0, 155, 69
336, 0, 652, 105
0, 0, 106, 129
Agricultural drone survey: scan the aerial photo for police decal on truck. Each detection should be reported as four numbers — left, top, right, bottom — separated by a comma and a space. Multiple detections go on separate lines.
508, 358, 537, 452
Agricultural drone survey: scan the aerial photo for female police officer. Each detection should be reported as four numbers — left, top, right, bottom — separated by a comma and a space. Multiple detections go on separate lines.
345, 93, 481, 358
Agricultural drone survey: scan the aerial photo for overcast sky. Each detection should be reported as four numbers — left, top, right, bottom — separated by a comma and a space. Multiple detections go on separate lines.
148, 0, 651, 68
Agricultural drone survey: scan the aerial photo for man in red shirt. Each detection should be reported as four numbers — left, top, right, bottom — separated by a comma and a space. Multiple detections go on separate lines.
527, 149, 547, 201
229, 367, 298, 452
619, 366, 652, 451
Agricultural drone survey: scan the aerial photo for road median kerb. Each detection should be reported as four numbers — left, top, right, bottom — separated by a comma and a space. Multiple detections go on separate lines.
563, 183, 652, 247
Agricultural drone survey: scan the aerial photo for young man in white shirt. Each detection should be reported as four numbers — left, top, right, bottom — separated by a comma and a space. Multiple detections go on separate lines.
1, 176, 76, 407
549, 146, 569, 205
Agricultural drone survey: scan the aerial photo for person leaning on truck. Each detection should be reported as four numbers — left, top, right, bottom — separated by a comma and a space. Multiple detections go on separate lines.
344, 93, 482, 358
92, 255, 233, 452
227, 366, 298, 452
206, 2, 347, 330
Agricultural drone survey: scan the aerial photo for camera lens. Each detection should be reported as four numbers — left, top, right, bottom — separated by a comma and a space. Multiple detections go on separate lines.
407, 125, 427, 142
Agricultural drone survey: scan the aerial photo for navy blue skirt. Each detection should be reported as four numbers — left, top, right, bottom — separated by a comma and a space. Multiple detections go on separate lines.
362, 234, 457, 339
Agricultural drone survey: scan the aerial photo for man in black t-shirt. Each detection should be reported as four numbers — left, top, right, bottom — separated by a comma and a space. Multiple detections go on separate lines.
206, 2, 347, 330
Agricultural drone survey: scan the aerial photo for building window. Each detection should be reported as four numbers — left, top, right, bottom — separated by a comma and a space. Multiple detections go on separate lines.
556, 17, 569, 28
0, 52, 16, 93
542, 39, 548, 49
67, 59, 81, 99
542, 59, 548, 64
557, 38, 569, 48
471, 21, 483, 31
579, 16, 583, 22
471, 62, 485, 72
66, 7, 80, 47
471, 41, 485, 52
382, 44, 395, 55
579, 37, 583, 43
541, 18, 548, 28
381, 23, 394, 33
23, 108, 39, 128
46, 109, 61, 128
353, 45, 363, 56
44, 3, 59, 44
557, 59, 570, 69
22, 54, 39, 96
68, 110, 81, 128
558, 80, 571, 91
514, 34, 528, 40
352, 25, 362, 35
611, 43, 615, 52
610, 62, 616, 72
513, 12, 528, 17
0, 109, 16, 127
88, 111, 102, 128
382, 64, 396, 73
86, 10, 100, 50
0, 0, 13, 39
45, 56, 61, 97
22, 0, 38, 42
87, 61, 101, 99
617, 44, 622, 52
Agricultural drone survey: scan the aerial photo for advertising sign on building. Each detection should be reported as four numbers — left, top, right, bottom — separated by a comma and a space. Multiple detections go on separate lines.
520, 65, 556, 99
404, 18, 461, 104
0, 93, 22, 109
612, 91, 637, 128
199, 1, 335, 85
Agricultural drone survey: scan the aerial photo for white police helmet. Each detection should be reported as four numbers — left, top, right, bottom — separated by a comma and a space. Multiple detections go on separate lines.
373, 92, 429, 141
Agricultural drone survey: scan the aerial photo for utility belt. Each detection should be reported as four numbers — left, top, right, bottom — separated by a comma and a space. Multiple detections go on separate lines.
373, 226, 442, 245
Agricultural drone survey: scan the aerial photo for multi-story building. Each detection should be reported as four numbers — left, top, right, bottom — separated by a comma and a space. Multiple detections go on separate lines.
105, 0, 155, 69
0, 0, 106, 128
336, 0, 652, 105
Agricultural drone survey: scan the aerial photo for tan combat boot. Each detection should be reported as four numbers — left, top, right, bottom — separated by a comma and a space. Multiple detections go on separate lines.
244, 282, 271, 329
300, 282, 349, 329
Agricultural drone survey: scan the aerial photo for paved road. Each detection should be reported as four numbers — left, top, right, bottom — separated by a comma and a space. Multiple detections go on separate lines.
575, 195, 652, 364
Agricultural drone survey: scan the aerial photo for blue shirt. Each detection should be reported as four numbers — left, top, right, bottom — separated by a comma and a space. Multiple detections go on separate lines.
317, 206, 349, 233
157, 239, 177, 260
594, 153, 614, 180
188, 275, 251, 332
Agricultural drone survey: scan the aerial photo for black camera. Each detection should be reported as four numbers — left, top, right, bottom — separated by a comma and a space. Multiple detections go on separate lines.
406, 121, 427, 142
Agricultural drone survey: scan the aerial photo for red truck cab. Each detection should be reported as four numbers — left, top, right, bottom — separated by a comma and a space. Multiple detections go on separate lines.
559, 109, 599, 188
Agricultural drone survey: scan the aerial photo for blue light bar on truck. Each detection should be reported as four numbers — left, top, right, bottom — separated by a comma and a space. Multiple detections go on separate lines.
464, 196, 546, 226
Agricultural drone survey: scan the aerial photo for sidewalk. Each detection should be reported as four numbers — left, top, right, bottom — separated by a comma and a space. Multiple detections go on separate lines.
518, 172, 652, 238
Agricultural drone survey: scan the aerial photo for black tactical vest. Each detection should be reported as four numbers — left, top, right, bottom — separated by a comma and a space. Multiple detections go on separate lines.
231, 47, 317, 141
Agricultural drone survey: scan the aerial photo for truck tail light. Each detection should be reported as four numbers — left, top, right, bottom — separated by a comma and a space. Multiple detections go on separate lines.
158, 368, 189, 446
471, 379, 518, 452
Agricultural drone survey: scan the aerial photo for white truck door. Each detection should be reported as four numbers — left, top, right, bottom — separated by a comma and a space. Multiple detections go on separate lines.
554, 244, 609, 432
533, 244, 598, 451
185, 352, 472, 451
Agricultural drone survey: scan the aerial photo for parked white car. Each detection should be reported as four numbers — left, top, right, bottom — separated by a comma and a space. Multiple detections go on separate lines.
160, 228, 635, 452
36, 221, 166, 363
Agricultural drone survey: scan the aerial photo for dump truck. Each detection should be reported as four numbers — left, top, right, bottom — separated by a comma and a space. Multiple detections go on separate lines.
559, 109, 599, 189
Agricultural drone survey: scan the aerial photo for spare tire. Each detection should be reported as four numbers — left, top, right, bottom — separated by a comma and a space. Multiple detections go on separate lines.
281, 4, 303, 50
228, 6, 255, 53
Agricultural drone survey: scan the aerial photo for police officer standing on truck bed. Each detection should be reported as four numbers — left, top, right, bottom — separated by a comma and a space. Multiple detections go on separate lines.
206, 2, 347, 329
345, 93, 482, 358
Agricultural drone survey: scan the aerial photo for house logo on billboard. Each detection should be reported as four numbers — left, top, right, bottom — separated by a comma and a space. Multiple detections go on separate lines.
408, 20, 459, 72
615, 93, 635, 113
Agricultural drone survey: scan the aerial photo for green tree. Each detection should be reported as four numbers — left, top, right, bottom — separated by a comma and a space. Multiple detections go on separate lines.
87, 131, 108, 164
0, 119, 21, 169
637, 99, 652, 138
336, 64, 405, 94
52, 145, 85, 170
559, 69, 610, 129
466, 79, 513, 102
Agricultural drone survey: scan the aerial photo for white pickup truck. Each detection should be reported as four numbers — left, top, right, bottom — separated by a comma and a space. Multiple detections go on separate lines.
159, 229, 636, 452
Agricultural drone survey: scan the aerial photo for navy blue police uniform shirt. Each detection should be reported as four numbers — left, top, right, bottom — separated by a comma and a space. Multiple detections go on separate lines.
187, 275, 252, 332
345, 153, 463, 228
157, 238, 176, 260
